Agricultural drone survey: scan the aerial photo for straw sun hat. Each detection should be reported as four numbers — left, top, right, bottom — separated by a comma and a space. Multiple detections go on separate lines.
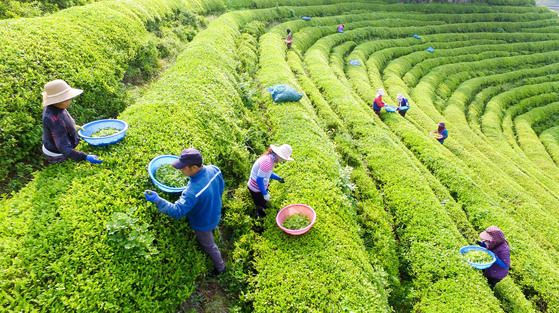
271, 144, 294, 161
42, 79, 83, 107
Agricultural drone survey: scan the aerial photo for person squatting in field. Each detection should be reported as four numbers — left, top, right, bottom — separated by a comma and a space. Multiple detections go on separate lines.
144, 148, 226, 277
247, 144, 294, 218
478, 226, 511, 289
41, 79, 103, 164
373, 88, 386, 115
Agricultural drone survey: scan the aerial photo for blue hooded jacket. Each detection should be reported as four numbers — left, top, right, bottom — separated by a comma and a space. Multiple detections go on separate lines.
156, 165, 224, 232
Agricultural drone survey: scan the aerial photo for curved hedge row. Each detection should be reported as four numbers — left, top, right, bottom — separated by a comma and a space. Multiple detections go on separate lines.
0, 2, 254, 310
0, 0, 215, 193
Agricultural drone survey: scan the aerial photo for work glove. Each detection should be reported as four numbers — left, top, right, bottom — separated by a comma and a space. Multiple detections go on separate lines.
144, 190, 160, 203
278, 177, 285, 183
263, 194, 271, 202
86, 155, 103, 164
75, 125, 85, 132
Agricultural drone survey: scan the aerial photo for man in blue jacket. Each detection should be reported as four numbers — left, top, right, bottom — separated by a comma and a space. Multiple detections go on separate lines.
144, 148, 226, 276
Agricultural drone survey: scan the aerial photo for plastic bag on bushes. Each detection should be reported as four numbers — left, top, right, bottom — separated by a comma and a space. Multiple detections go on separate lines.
266, 85, 303, 103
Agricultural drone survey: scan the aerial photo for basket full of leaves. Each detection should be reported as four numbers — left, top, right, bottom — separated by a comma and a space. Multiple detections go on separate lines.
459, 245, 496, 269
148, 155, 188, 193
276, 204, 316, 235
78, 119, 128, 146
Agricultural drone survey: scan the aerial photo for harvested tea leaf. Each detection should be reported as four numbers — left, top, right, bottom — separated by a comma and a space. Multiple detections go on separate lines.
91, 127, 121, 137
463, 250, 493, 264
282, 213, 311, 230
155, 164, 187, 188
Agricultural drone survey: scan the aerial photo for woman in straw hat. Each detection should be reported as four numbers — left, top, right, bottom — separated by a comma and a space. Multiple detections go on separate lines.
41, 79, 103, 164
373, 88, 386, 115
478, 226, 510, 289
396, 93, 410, 117
430, 122, 448, 144
247, 144, 294, 218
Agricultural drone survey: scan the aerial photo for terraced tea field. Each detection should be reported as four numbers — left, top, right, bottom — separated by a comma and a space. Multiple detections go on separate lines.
1, 0, 559, 312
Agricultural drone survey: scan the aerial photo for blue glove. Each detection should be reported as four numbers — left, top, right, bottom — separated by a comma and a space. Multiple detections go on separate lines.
144, 190, 160, 203
86, 155, 103, 164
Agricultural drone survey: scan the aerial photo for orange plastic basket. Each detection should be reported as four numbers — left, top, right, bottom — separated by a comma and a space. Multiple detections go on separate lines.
276, 204, 316, 235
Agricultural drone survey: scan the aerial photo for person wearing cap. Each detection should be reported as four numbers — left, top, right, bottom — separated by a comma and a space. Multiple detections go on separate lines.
430, 122, 448, 144
477, 226, 510, 289
144, 148, 226, 276
373, 88, 386, 115
41, 79, 102, 164
247, 144, 294, 218
396, 94, 410, 117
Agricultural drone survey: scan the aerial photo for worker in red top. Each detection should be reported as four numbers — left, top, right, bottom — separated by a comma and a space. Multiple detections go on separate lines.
373, 88, 386, 115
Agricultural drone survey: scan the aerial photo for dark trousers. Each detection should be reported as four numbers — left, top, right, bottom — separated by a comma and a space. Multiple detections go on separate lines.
195, 229, 225, 272
249, 188, 267, 208
398, 110, 407, 117
487, 276, 502, 290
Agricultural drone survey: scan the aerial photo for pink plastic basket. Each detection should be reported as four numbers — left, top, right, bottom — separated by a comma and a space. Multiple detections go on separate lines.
276, 204, 316, 235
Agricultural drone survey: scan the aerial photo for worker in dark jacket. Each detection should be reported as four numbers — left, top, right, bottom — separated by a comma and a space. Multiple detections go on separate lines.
396, 94, 410, 117
145, 148, 226, 276
41, 79, 102, 164
478, 226, 511, 289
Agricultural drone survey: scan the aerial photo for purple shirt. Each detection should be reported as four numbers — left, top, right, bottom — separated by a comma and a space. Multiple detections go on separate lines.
484, 243, 510, 280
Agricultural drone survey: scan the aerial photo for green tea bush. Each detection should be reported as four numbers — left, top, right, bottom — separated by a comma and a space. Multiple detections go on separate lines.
0, 2, 255, 310
0, 0, 214, 194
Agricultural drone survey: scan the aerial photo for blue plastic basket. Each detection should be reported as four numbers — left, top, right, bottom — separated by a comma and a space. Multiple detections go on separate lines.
399, 106, 410, 111
148, 155, 188, 193
460, 245, 496, 269
349, 59, 361, 66
302, 16, 311, 21
385, 105, 397, 113
78, 119, 128, 146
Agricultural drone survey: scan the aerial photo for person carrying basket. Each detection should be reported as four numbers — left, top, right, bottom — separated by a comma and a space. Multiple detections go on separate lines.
396, 94, 410, 117
247, 144, 293, 218
477, 226, 510, 289
430, 122, 448, 144
144, 148, 226, 277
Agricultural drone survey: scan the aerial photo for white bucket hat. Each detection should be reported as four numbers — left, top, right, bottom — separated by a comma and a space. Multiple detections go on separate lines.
42, 79, 83, 107
396, 94, 404, 101
377, 88, 385, 96
271, 144, 294, 161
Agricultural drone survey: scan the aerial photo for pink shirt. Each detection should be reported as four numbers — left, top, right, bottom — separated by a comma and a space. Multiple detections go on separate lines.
247, 154, 275, 192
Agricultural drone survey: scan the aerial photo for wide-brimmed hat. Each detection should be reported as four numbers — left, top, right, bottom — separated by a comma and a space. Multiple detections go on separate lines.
172, 148, 203, 169
271, 144, 294, 161
396, 94, 404, 101
437, 122, 445, 128
377, 88, 385, 96
43, 80, 83, 107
